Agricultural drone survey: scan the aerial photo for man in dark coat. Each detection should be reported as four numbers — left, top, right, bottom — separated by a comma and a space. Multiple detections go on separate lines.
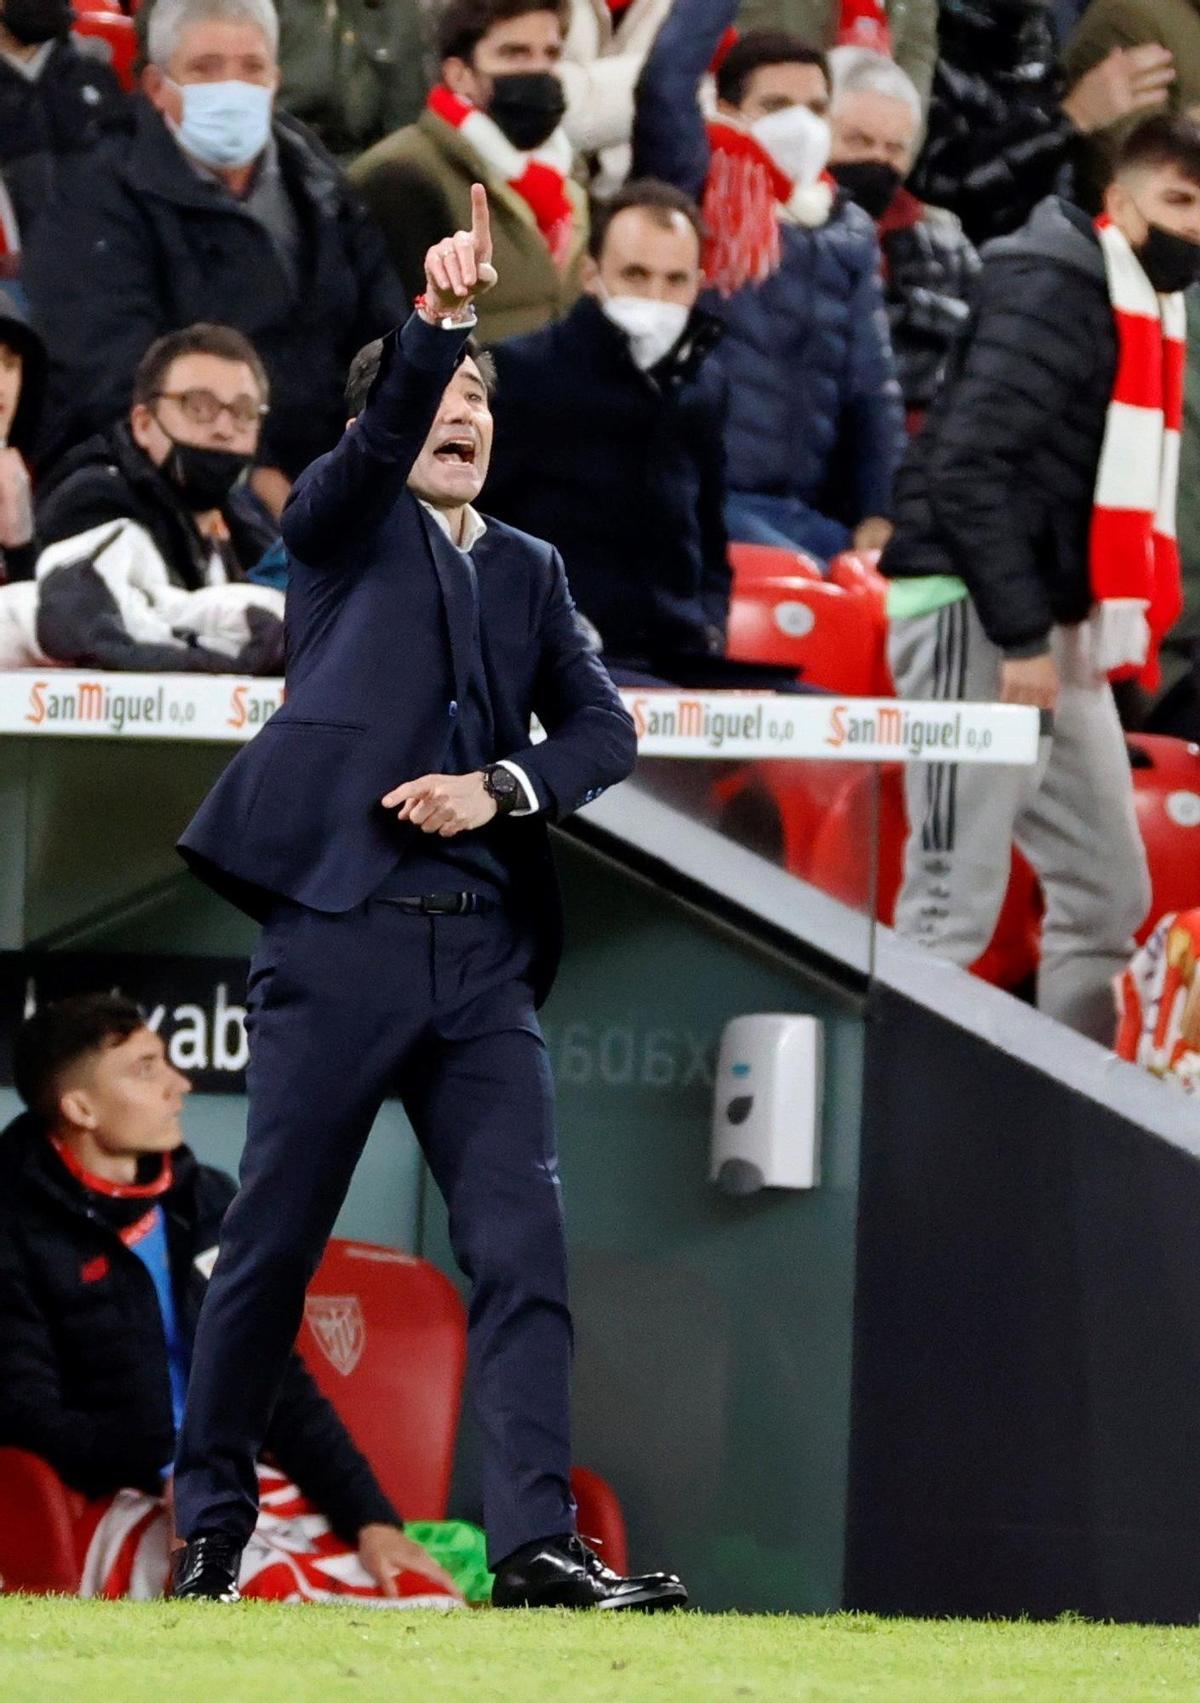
633, 0, 904, 564
880, 118, 1200, 1040
22, 0, 404, 511
168, 189, 686, 1613
485, 179, 733, 679
0, 0, 128, 245
0, 992, 458, 1599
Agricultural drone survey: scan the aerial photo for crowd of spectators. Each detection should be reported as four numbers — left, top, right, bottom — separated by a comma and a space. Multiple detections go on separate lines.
6, 0, 1200, 1034
3, 0, 1200, 680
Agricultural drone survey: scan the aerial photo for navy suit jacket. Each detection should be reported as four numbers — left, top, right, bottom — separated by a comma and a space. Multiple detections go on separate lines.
178, 313, 638, 1003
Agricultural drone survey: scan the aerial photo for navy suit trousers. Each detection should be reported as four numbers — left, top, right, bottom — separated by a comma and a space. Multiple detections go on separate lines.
173, 899, 575, 1567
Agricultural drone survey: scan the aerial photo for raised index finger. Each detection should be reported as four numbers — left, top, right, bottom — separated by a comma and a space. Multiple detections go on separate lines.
470, 182, 493, 265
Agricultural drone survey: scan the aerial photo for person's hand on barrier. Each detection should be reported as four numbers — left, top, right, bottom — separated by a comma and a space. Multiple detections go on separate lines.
357, 1523, 460, 1598
420, 184, 498, 322
1062, 45, 1174, 134
382, 771, 497, 836
1000, 652, 1059, 712
0, 446, 33, 549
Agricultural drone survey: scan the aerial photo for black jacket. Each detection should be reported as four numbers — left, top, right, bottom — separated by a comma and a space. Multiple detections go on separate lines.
0, 285, 46, 583
881, 192, 980, 413
35, 422, 275, 590
0, 1113, 398, 1539
485, 295, 730, 663
0, 38, 128, 246
23, 99, 406, 476
881, 197, 1116, 654
909, 0, 1080, 248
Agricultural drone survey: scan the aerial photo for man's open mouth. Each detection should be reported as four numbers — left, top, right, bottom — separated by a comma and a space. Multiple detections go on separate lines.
434, 437, 476, 465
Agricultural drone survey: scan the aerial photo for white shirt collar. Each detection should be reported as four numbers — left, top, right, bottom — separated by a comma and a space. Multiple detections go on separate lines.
2, 40, 53, 80
420, 500, 488, 552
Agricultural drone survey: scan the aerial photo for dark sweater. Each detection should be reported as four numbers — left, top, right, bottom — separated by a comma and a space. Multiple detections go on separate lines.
0, 1114, 398, 1539
881, 196, 1117, 654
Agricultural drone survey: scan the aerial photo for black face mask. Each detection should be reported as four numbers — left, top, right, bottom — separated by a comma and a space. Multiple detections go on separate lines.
162, 438, 252, 510
486, 71, 566, 152
3, 0, 71, 44
1137, 222, 1200, 294
830, 160, 903, 222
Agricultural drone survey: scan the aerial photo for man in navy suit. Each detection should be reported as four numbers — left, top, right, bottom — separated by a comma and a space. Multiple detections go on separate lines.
169, 188, 686, 1611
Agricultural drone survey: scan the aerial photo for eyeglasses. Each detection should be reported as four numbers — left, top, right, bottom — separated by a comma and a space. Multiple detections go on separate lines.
154, 389, 269, 427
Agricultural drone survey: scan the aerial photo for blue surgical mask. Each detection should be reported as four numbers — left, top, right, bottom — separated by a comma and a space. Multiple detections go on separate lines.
171, 79, 273, 170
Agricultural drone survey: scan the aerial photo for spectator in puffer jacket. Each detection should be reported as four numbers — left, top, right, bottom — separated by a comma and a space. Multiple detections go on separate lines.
23, 0, 405, 512
31, 322, 282, 673
828, 48, 979, 419
485, 179, 733, 678
0, 0, 128, 248
881, 117, 1200, 1039
633, 0, 904, 563
910, 0, 1174, 247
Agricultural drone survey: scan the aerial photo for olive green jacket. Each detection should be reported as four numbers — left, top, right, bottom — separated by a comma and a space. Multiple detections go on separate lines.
1066, 0, 1200, 200
276, 0, 438, 158
349, 111, 587, 343
731, 0, 939, 107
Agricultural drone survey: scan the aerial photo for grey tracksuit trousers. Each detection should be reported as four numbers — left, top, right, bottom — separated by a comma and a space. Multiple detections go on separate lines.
888, 599, 1151, 1042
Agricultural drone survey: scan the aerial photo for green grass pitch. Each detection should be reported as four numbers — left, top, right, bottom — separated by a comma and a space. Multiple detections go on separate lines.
3, 1600, 1200, 1702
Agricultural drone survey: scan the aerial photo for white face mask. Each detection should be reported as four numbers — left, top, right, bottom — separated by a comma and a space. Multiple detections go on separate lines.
171, 79, 273, 170
750, 103, 831, 187
600, 295, 690, 370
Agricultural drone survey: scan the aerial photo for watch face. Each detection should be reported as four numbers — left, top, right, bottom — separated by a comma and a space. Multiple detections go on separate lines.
488, 766, 519, 801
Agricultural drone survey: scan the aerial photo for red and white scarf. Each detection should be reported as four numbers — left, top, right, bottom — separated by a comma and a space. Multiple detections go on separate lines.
837, 0, 892, 52
1089, 216, 1186, 690
0, 181, 20, 281
703, 121, 835, 297
427, 85, 574, 268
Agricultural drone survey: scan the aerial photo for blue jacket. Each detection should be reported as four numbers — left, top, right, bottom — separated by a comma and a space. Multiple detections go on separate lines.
632, 0, 904, 517
179, 314, 637, 1004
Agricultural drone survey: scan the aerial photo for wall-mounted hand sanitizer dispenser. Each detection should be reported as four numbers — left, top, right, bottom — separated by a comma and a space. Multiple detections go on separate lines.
711, 1015, 823, 1195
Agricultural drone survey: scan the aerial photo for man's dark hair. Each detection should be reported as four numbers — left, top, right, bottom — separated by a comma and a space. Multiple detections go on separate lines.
1115, 114, 1200, 188
715, 32, 828, 108
133, 323, 270, 409
588, 180, 705, 260
12, 993, 146, 1123
437, 0, 568, 64
344, 335, 497, 416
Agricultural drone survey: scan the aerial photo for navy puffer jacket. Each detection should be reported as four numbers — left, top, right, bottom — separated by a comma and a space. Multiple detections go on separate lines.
707, 200, 904, 513
632, 0, 904, 519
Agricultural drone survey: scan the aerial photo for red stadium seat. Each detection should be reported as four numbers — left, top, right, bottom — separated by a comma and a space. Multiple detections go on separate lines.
728, 541, 822, 585
1127, 734, 1200, 943
0, 1448, 83, 1594
829, 550, 894, 694
299, 1240, 467, 1522
805, 764, 1041, 990
0, 1241, 630, 1593
726, 575, 885, 694
72, 12, 137, 91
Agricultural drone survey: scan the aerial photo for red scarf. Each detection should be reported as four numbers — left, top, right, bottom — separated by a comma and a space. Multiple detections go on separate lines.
703, 121, 835, 297
837, 0, 892, 52
1089, 215, 1186, 690
0, 180, 19, 280
427, 85, 574, 268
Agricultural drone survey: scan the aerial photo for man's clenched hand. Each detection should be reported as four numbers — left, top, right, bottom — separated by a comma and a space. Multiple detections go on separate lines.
382, 771, 497, 836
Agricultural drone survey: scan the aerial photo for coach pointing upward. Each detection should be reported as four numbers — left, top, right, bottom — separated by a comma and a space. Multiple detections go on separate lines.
170, 188, 684, 1610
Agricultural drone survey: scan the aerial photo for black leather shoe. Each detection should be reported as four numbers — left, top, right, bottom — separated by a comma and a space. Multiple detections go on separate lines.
491, 1534, 688, 1610
170, 1534, 243, 1602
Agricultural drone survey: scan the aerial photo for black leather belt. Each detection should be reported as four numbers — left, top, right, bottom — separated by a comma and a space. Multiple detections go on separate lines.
378, 892, 495, 915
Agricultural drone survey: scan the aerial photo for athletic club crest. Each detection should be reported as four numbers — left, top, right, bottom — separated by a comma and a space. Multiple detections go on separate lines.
305, 1294, 366, 1376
